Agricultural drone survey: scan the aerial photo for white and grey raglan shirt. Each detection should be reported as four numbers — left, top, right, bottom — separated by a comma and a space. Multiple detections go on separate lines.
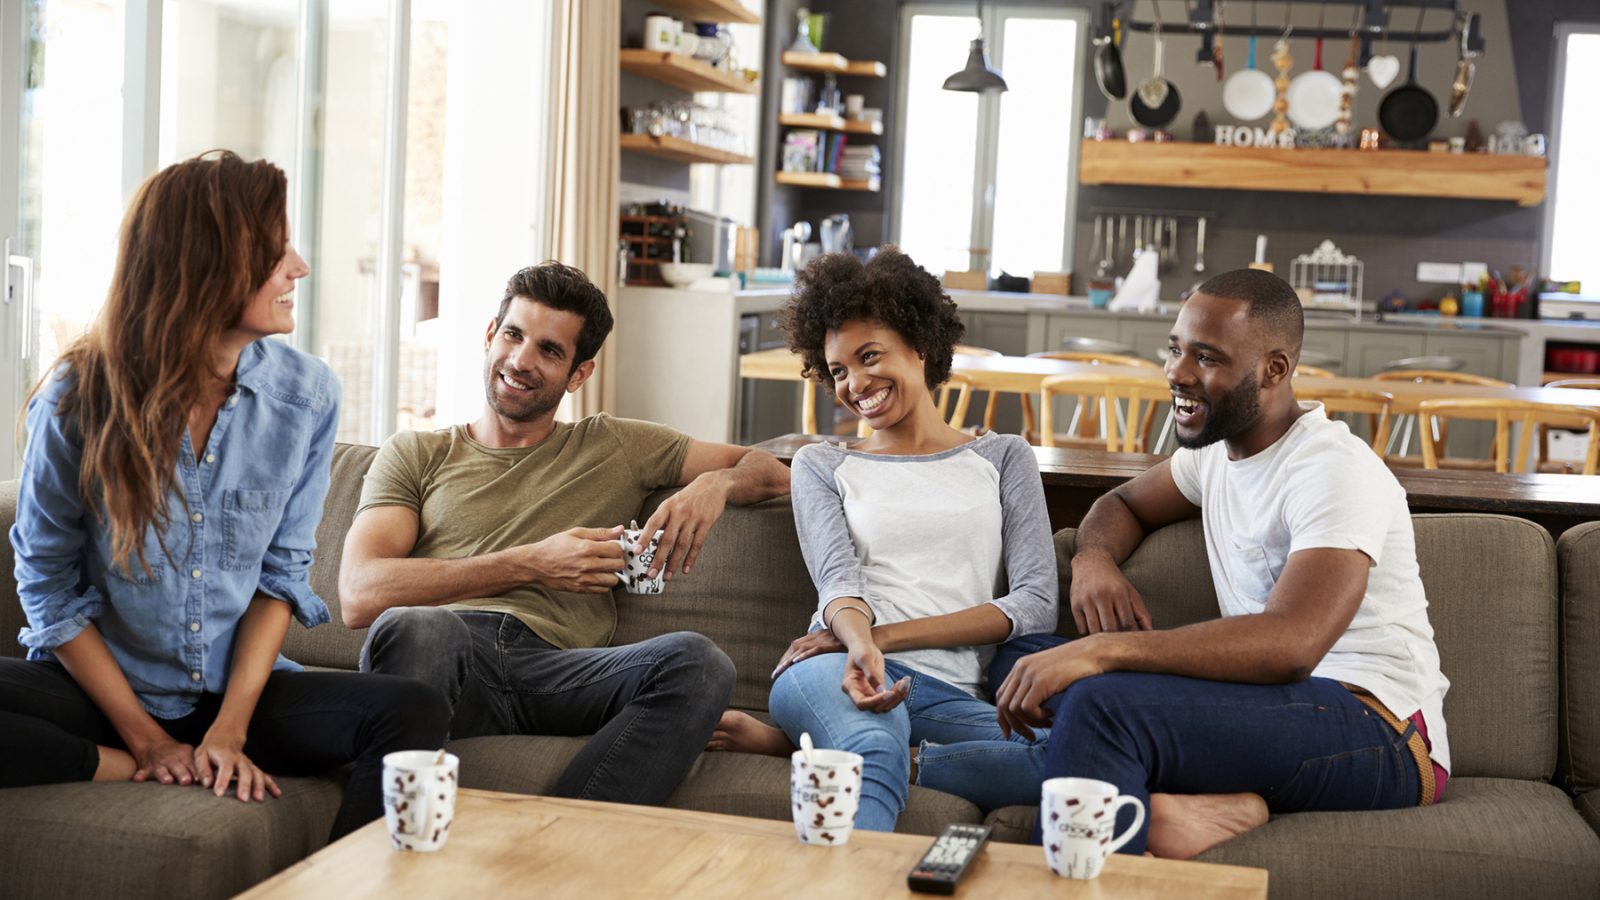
791, 431, 1059, 697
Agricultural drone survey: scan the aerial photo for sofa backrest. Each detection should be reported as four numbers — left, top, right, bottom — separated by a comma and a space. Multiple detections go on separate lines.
1056, 514, 1560, 782
1558, 521, 1600, 802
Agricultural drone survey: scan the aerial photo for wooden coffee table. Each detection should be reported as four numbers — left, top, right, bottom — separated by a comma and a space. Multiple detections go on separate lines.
240, 789, 1267, 899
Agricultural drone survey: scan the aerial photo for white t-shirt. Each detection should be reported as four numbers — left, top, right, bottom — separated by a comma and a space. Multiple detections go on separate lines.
1169, 403, 1451, 773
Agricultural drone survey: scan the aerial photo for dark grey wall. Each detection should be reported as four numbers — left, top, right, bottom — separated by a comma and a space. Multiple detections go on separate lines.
752, 0, 1596, 304
620, 0, 692, 194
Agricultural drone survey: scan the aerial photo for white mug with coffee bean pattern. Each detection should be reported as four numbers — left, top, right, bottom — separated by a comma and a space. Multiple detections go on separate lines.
382, 750, 459, 852
1040, 777, 1145, 879
616, 520, 666, 595
790, 747, 863, 846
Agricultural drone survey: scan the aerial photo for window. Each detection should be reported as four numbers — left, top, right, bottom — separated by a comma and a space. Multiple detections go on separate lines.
891, 4, 1086, 278
1544, 26, 1600, 295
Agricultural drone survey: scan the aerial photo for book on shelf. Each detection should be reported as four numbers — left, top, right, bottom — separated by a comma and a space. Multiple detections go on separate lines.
782, 129, 821, 173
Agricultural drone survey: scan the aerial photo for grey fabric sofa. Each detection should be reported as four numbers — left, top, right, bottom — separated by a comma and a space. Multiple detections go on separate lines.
2, 444, 1598, 898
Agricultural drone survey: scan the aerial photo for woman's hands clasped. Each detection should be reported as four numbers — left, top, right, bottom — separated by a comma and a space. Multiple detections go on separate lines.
129, 729, 280, 801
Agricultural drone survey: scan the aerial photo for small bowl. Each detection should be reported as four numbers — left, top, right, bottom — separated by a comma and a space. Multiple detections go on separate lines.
660, 262, 715, 287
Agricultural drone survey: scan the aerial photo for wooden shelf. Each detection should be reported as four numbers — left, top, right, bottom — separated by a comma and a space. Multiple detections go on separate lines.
1077, 140, 1548, 206
620, 133, 753, 165
778, 112, 883, 135
781, 51, 887, 77
648, 0, 759, 25
620, 49, 758, 94
775, 172, 881, 192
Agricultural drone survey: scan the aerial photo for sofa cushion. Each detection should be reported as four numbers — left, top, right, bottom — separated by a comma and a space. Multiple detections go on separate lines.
1559, 521, 1600, 800
450, 736, 979, 837
0, 776, 342, 900
1054, 513, 1559, 781
986, 778, 1600, 897
614, 492, 817, 715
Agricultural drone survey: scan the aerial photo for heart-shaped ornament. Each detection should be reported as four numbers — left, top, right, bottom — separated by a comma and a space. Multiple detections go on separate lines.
1367, 55, 1400, 89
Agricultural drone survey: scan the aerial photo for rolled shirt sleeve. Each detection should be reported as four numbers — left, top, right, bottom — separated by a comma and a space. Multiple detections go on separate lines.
254, 368, 338, 628
11, 373, 106, 653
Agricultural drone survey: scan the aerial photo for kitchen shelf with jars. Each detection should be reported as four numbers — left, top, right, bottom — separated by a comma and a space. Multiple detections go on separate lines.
619, 7, 760, 167
774, 9, 885, 193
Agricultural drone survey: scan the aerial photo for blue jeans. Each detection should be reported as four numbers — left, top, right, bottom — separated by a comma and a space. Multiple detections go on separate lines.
361, 608, 735, 806
768, 653, 1048, 832
1029, 635, 1421, 854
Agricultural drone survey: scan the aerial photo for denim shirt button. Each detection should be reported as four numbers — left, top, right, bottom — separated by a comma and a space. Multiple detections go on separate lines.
189, 621, 200, 632
191, 512, 203, 523
190, 671, 201, 682
190, 568, 202, 579
205, 453, 216, 463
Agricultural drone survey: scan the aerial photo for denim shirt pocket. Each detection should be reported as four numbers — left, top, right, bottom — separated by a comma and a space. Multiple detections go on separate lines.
221, 488, 293, 571
96, 527, 174, 585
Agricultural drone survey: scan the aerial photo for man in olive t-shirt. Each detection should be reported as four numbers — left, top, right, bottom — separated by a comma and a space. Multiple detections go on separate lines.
338, 262, 790, 806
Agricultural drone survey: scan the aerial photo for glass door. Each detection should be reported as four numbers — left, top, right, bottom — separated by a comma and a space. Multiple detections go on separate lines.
2, 0, 127, 479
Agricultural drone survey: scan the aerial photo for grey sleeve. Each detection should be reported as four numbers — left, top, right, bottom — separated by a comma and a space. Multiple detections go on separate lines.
790, 445, 870, 617
979, 436, 1060, 639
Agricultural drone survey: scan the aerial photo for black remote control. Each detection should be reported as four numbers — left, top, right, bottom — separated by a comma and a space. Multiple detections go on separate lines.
907, 823, 991, 894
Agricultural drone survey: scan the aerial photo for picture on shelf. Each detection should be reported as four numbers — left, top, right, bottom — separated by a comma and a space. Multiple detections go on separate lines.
783, 130, 821, 173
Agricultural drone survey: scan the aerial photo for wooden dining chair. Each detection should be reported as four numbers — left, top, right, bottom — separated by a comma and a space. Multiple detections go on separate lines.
1294, 363, 1336, 379
1372, 369, 1515, 459
856, 372, 975, 438
1039, 373, 1169, 453
1416, 399, 1600, 476
1029, 351, 1163, 447
1540, 379, 1600, 471
1292, 386, 1394, 454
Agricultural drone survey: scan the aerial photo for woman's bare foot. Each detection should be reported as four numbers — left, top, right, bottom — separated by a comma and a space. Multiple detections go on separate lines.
706, 710, 796, 756
1146, 792, 1268, 859
93, 746, 137, 782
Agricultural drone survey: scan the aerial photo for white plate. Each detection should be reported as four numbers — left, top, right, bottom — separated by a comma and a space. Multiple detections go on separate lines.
1222, 68, 1276, 121
1286, 69, 1343, 130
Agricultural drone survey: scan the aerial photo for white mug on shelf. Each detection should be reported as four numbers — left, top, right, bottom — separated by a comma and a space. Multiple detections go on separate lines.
644, 15, 676, 52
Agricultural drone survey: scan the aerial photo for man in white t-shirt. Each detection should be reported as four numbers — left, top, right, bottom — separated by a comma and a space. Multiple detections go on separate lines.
994, 269, 1450, 859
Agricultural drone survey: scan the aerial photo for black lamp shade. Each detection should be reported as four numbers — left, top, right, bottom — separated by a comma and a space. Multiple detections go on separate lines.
943, 38, 1008, 92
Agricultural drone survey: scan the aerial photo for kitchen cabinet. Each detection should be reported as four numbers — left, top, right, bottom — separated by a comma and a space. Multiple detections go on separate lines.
1347, 332, 1425, 377
1042, 314, 1124, 351
1117, 318, 1177, 365
1423, 334, 1506, 383
1300, 329, 1348, 371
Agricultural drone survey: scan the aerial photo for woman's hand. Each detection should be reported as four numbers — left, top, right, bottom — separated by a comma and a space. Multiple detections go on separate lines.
771, 629, 847, 678
194, 728, 281, 801
130, 736, 199, 786
841, 641, 910, 713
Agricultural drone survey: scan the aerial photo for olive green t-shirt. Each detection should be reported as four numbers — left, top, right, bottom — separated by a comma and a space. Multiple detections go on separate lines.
357, 414, 693, 649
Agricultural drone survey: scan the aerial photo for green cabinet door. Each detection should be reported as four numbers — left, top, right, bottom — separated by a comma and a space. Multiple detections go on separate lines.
1423, 333, 1506, 381
1043, 313, 1125, 351
1118, 317, 1179, 366
1347, 332, 1425, 377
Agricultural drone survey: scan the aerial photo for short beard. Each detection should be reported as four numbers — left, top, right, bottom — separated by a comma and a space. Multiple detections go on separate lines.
483, 363, 563, 422
1175, 372, 1262, 449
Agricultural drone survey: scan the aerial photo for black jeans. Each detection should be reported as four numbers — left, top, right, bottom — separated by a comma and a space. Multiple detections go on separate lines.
360, 608, 736, 805
0, 658, 449, 840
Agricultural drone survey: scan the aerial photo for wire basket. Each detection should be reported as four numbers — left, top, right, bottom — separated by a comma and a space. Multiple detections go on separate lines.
1290, 240, 1364, 320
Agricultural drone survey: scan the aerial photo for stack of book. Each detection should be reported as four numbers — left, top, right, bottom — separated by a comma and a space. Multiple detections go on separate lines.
839, 145, 881, 181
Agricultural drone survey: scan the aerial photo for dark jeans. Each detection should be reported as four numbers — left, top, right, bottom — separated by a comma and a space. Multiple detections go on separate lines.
991, 635, 1422, 854
360, 608, 736, 805
0, 658, 449, 840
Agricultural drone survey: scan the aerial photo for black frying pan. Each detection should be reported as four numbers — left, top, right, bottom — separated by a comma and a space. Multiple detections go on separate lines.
1378, 43, 1437, 142
1094, 25, 1126, 99
1130, 82, 1181, 127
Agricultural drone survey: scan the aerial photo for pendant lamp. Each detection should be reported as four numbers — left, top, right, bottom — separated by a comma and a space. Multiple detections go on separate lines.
943, 1, 1007, 92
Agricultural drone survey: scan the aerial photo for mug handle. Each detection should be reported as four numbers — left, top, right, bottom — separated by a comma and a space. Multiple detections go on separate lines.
1104, 795, 1147, 855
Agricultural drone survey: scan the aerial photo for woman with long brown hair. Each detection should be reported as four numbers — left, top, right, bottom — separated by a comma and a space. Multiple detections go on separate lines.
2, 151, 448, 840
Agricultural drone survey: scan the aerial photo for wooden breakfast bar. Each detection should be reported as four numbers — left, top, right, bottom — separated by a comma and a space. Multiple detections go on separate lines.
753, 435, 1600, 538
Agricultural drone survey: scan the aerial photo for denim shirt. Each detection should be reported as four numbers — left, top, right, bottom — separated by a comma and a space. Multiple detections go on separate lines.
10, 339, 339, 719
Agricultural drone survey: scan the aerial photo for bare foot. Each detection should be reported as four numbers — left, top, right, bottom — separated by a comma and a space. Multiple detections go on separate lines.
706, 710, 796, 756
93, 746, 137, 782
1146, 792, 1268, 860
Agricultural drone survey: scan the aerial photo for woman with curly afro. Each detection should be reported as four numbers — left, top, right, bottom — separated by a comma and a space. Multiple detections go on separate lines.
709, 248, 1059, 831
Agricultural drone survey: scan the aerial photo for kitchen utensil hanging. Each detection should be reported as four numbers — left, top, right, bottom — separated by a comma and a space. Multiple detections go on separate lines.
1286, 2, 1342, 131
1378, 6, 1438, 142
1336, 9, 1361, 140
1450, 11, 1480, 118
1130, 19, 1182, 128
1093, 7, 1127, 100
1222, 1, 1275, 121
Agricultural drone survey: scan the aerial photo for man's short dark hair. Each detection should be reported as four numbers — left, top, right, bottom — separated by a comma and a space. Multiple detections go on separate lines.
1194, 268, 1304, 357
495, 261, 614, 368
779, 246, 965, 391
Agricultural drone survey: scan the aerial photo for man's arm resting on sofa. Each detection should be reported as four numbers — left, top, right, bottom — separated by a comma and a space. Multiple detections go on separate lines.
1071, 459, 1200, 634
337, 505, 624, 629
996, 547, 1370, 738
638, 443, 792, 580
